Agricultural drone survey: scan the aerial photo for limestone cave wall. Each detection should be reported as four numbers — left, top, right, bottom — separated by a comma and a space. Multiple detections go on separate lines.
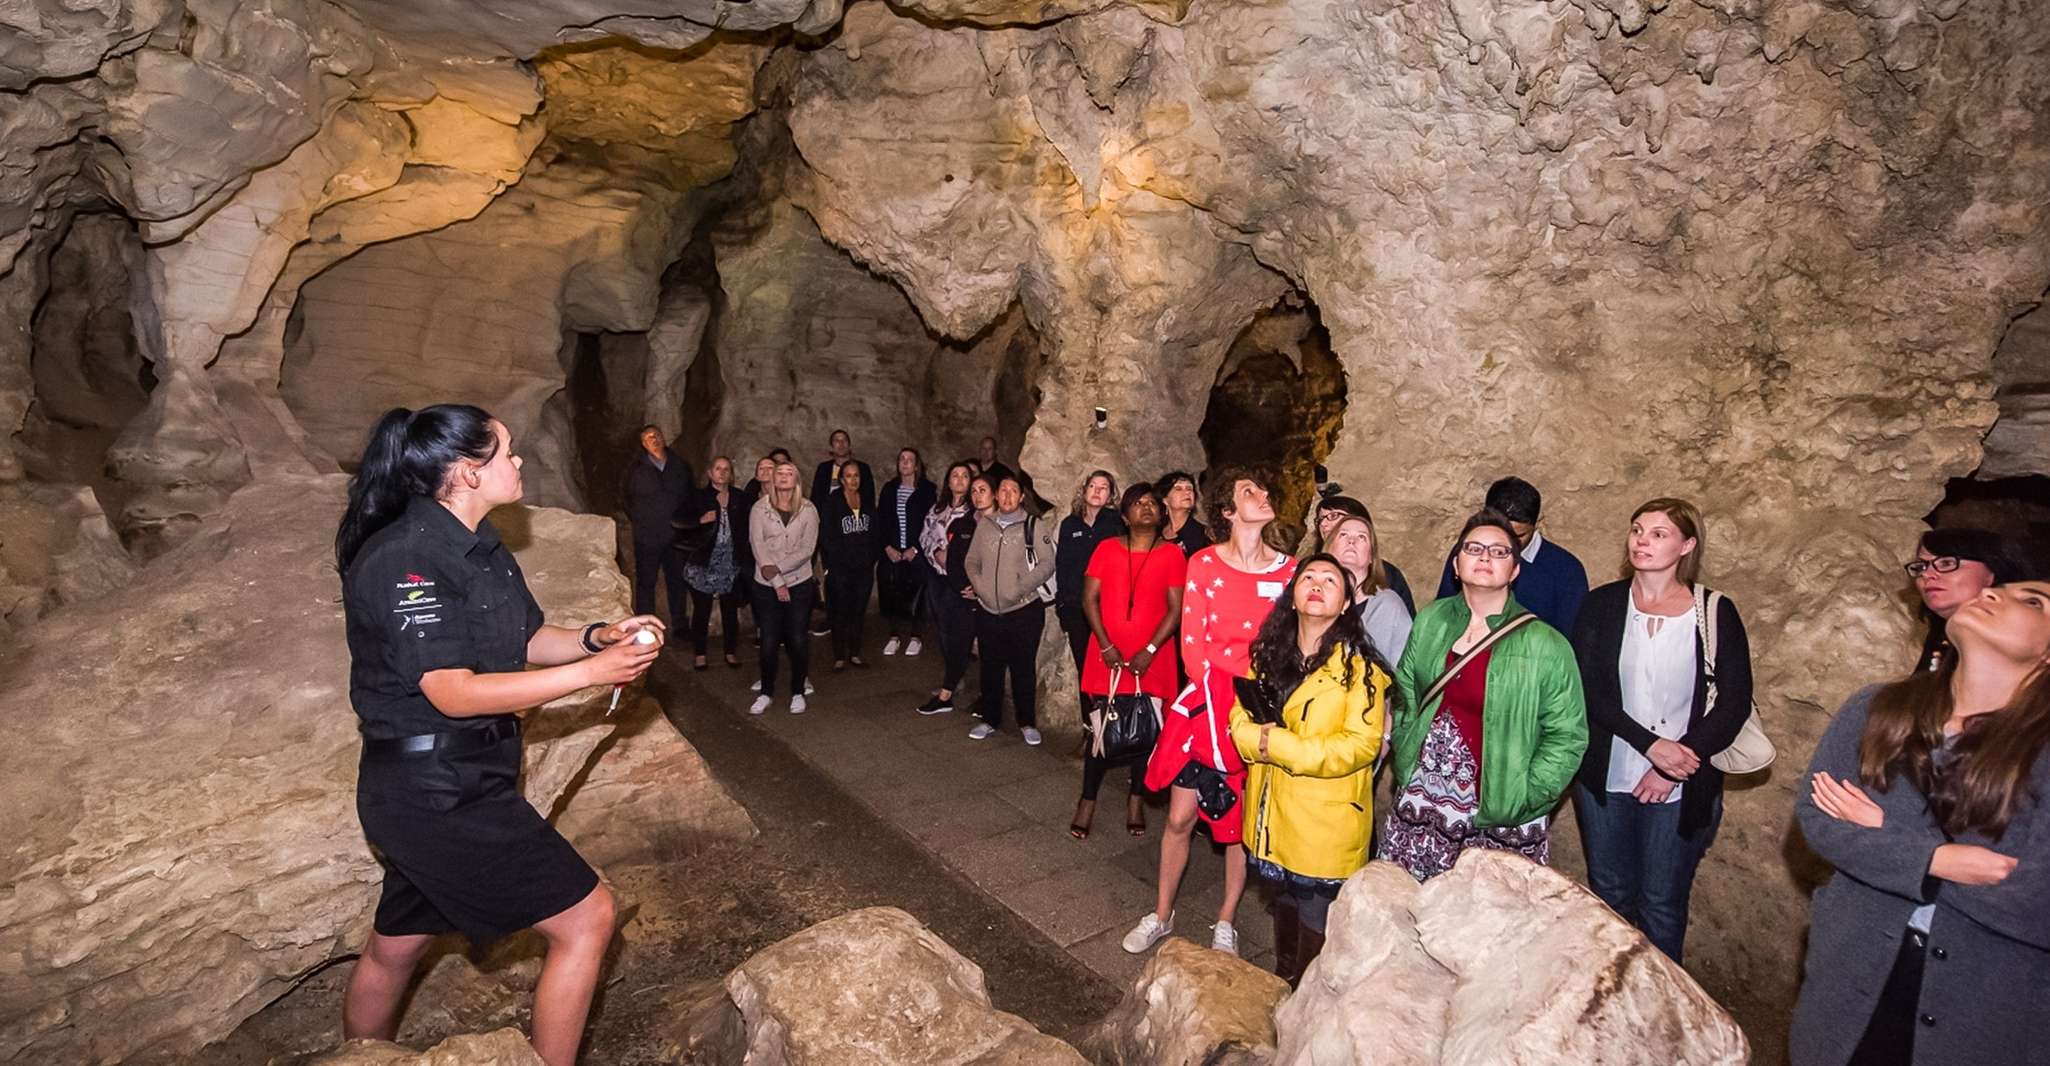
3, 0, 2049, 1059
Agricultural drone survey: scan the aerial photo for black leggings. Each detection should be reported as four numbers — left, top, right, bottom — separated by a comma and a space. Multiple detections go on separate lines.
926, 567, 976, 692
1056, 603, 1092, 721
1081, 752, 1142, 802
976, 602, 1045, 728
878, 557, 925, 635
826, 566, 874, 661
751, 579, 814, 698
688, 586, 742, 657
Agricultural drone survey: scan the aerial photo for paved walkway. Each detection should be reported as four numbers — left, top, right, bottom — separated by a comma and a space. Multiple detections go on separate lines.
685, 629, 1277, 982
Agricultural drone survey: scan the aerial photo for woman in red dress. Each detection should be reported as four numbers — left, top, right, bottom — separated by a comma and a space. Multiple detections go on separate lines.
1072, 484, 1187, 839
1123, 469, 1296, 958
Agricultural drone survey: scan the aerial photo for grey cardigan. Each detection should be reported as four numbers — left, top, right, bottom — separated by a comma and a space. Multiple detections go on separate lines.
1790, 686, 2050, 1066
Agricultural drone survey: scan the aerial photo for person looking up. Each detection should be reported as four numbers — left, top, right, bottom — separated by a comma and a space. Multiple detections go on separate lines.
1327, 514, 1412, 664
743, 455, 776, 500
1311, 495, 1415, 613
1907, 528, 2024, 674
977, 435, 1014, 486
879, 448, 937, 656
1383, 509, 1587, 881
1155, 471, 1211, 557
1229, 555, 1391, 985
622, 424, 695, 627
678, 456, 750, 670
1072, 483, 1184, 839
1127, 468, 1296, 958
336, 406, 661, 1066
1571, 498, 1751, 962
926, 472, 998, 715
1057, 470, 1126, 721
820, 459, 882, 670
1434, 476, 1589, 636
1792, 573, 2050, 1066
962, 473, 1058, 745
810, 429, 873, 507
748, 461, 818, 715
915, 463, 977, 714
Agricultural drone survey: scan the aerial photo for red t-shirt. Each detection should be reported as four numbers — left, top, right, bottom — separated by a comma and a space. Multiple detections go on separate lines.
1439, 646, 1491, 766
1173, 546, 1297, 769
1081, 538, 1188, 699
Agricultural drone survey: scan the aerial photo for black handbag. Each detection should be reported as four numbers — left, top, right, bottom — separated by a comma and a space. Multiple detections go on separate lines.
1187, 762, 1238, 820
1088, 668, 1161, 763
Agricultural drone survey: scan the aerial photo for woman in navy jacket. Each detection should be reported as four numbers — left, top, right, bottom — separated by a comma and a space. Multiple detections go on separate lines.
1571, 498, 1751, 963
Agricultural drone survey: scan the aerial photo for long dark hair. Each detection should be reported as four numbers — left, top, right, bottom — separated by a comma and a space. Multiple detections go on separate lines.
335, 405, 497, 571
1245, 555, 1390, 724
935, 461, 974, 512
1862, 650, 2050, 841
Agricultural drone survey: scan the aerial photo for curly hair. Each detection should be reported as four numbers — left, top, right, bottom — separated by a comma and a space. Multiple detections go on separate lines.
1200, 466, 1282, 544
1243, 555, 1395, 725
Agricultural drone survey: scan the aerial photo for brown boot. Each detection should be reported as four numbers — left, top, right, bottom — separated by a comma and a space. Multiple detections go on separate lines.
1272, 895, 1302, 986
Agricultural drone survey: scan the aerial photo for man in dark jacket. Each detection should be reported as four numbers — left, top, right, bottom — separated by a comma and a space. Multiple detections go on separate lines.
624, 425, 695, 624
1434, 476, 1589, 634
811, 429, 875, 510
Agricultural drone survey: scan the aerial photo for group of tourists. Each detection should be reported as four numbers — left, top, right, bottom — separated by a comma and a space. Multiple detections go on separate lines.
334, 404, 2047, 1066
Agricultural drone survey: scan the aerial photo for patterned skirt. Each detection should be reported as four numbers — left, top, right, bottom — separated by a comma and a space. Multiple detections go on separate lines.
1377, 709, 1549, 882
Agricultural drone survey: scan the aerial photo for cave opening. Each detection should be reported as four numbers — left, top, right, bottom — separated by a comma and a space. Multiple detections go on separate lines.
21, 211, 150, 488
1927, 290, 2050, 563
1197, 297, 1347, 546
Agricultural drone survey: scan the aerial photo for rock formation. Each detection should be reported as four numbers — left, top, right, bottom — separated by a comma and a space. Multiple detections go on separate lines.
678, 907, 1090, 1066
0, 477, 745, 1063
1274, 853, 1748, 1066
306, 1028, 546, 1066
1086, 937, 1290, 1066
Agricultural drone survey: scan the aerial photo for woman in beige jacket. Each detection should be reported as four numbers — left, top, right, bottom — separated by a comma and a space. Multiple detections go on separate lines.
748, 461, 818, 715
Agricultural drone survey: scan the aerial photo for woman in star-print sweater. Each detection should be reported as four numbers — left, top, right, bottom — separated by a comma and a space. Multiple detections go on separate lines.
1124, 469, 1296, 959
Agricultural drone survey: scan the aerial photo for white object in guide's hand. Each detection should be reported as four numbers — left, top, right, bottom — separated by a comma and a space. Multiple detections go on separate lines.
606, 627, 661, 715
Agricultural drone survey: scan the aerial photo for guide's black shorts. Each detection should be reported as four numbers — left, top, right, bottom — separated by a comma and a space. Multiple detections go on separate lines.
355, 721, 598, 948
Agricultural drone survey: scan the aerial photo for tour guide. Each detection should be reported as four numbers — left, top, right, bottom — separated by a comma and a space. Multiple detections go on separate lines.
334, 404, 663, 1066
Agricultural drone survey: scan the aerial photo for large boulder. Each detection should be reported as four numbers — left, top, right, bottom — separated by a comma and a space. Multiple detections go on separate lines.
0, 476, 637, 1063
1086, 937, 1289, 1066
1276, 853, 1748, 1066
551, 696, 757, 868
679, 907, 1089, 1066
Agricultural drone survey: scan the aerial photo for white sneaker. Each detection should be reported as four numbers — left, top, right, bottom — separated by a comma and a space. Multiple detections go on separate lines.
805, 680, 815, 696
968, 723, 996, 740
1122, 912, 1173, 954
882, 638, 901, 656
789, 695, 807, 714
751, 679, 762, 693
904, 638, 922, 656
1021, 727, 1042, 746
1210, 921, 1239, 956
749, 695, 771, 715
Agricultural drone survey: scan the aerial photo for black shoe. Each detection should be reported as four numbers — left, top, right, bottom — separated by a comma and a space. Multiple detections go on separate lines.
916, 695, 954, 716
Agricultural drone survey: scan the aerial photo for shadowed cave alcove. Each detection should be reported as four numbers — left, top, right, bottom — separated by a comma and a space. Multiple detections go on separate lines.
21, 211, 151, 490
1928, 290, 2050, 561
1198, 299, 1347, 545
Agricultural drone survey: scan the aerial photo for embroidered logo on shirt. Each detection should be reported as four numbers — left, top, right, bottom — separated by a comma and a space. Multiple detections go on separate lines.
394, 573, 442, 626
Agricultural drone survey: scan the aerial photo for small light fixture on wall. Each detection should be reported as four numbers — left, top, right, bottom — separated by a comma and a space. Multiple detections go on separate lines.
1092, 407, 1108, 432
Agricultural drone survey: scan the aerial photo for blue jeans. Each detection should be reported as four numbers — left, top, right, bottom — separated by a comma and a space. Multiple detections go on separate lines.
1573, 783, 1719, 962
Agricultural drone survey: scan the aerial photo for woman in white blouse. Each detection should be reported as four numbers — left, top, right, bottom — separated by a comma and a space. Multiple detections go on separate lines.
1568, 498, 1752, 962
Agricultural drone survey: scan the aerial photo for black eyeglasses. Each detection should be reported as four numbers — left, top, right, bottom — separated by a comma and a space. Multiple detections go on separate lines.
1459, 542, 1515, 560
1903, 556, 1966, 578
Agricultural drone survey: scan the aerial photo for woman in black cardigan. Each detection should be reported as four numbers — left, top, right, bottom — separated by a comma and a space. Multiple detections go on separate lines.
1570, 497, 1751, 963
676, 456, 754, 669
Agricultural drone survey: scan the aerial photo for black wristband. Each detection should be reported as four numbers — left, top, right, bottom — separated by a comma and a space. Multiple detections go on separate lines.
580, 622, 607, 655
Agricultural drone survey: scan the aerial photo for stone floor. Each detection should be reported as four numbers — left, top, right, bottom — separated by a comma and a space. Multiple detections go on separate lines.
683, 624, 1279, 983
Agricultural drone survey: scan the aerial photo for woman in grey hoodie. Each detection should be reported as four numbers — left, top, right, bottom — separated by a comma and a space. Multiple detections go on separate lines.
962, 472, 1059, 746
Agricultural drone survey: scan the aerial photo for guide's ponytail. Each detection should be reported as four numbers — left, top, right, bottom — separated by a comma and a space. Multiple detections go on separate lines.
334, 405, 497, 571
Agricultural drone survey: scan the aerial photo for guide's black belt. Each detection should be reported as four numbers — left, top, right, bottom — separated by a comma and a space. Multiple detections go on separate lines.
361, 716, 519, 759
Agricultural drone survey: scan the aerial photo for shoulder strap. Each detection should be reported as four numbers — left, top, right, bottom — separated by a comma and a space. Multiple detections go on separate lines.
1695, 586, 1718, 682
1421, 611, 1538, 711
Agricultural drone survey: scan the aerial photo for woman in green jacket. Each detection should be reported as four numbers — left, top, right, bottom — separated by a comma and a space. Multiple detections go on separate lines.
1379, 510, 1587, 881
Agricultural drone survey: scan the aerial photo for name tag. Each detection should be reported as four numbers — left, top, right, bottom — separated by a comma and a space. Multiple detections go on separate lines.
1257, 580, 1285, 600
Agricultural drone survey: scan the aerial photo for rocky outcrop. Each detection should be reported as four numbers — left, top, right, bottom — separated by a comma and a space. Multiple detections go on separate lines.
0, 482, 136, 634
1274, 853, 1747, 1066
0, 477, 637, 1064
1982, 301, 2050, 480
306, 1028, 546, 1066
1085, 937, 1289, 1066
552, 697, 757, 868
680, 907, 1089, 1066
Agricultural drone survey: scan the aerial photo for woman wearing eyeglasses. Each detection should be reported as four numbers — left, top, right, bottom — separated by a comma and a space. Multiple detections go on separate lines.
1379, 510, 1587, 882
1906, 529, 2022, 674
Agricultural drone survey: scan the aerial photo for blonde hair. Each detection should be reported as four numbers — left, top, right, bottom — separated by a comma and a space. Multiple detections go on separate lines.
770, 460, 805, 513
1332, 515, 1389, 596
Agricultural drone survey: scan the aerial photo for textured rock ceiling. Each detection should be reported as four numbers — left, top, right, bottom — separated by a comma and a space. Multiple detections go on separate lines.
2, 0, 2049, 1062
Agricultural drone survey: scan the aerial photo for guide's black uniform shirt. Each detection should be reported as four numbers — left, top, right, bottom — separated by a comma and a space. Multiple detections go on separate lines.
343, 496, 544, 739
